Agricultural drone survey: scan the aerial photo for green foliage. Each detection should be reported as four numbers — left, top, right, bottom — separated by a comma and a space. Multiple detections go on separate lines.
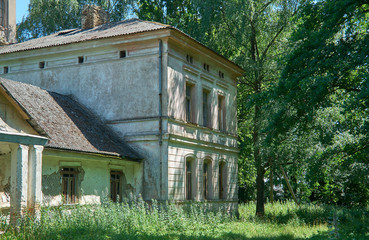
17, 0, 135, 42
271, 0, 369, 206
2, 201, 368, 239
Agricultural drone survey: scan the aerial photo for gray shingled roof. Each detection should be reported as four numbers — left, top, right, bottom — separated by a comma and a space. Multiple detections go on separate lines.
0, 77, 141, 160
0, 18, 170, 54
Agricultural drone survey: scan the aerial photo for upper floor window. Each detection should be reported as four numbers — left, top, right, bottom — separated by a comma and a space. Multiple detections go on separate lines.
186, 54, 193, 64
202, 90, 210, 127
61, 167, 78, 204
3, 66, 8, 74
219, 71, 224, 79
185, 83, 195, 123
218, 95, 226, 131
203, 63, 210, 72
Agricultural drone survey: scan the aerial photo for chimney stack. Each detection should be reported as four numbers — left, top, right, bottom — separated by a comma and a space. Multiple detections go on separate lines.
81, 5, 109, 29
0, 0, 16, 45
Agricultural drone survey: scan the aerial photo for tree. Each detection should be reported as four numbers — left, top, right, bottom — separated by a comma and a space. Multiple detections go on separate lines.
212, 0, 302, 216
272, 0, 369, 206
17, 0, 135, 42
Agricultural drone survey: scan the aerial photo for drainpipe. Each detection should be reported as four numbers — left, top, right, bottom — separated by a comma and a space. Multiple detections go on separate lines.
158, 40, 163, 199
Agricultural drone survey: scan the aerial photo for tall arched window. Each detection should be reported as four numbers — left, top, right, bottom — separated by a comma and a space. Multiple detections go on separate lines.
203, 158, 213, 200
185, 157, 194, 200
219, 161, 227, 200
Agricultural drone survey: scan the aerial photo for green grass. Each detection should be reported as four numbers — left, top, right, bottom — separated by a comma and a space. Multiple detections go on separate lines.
0, 200, 368, 239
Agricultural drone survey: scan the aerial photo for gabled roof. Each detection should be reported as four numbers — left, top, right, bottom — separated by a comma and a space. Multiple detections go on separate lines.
0, 77, 141, 160
0, 18, 243, 73
0, 19, 169, 54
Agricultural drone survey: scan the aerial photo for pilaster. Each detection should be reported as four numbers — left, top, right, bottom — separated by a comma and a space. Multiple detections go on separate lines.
28, 145, 44, 213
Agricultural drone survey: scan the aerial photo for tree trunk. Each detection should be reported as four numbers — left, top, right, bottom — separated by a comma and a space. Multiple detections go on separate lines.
256, 167, 265, 216
270, 162, 274, 204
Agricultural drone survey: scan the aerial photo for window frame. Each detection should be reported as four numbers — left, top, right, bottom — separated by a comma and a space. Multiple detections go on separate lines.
219, 161, 227, 200
185, 83, 196, 123
60, 167, 79, 204
202, 89, 211, 128
218, 95, 226, 131
185, 158, 194, 200
110, 170, 123, 202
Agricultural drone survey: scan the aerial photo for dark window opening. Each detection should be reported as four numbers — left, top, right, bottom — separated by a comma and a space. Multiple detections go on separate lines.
219, 71, 224, 79
186, 84, 193, 123
219, 163, 225, 199
61, 167, 78, 204
203, 63, 209, 72
186, 54, 193, 64
202, 90, 210, 127
78, 56, 84, 63
186, 160, 192, 200
3, 66, 8, 74
39, 61, 45, 69
120, 50, 126, 58
218, 95, 226, 131
110, 171, 122, 202
203, 162, 209, 200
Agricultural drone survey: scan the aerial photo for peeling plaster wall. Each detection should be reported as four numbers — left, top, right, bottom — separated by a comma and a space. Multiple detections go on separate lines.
0, 39, 161, 123
0, 151, 11, 208
42, 150, 142, 206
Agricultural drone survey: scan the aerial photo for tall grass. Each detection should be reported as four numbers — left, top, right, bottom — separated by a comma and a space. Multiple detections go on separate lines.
0, 200, 367, 239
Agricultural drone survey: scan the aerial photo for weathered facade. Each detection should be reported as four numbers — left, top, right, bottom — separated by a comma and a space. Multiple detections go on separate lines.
0, 4, 243, 217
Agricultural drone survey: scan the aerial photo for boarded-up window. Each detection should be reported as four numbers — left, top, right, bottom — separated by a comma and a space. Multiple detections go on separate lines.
61, 167, 78, 204
110, 171, 122, 202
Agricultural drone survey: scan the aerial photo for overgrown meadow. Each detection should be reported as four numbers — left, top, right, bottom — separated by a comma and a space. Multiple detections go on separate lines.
0, 200, 368, 240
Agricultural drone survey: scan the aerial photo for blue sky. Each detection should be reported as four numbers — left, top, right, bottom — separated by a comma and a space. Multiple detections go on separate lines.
16, 0, 30, 23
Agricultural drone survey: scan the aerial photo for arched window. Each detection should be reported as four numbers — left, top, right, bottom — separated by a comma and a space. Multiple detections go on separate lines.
203, 158, 213, 200
219, 161, 227, 200
185, 157, 194, 200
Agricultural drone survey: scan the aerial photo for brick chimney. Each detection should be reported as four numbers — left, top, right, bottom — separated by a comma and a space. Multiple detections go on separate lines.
81, 5, 109, 29
0, 0, 16, 45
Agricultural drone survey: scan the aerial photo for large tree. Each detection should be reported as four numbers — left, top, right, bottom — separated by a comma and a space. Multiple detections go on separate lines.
272, 0, 369, 206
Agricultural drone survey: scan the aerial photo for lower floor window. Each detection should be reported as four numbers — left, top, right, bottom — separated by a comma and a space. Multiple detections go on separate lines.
110, 171, 122, 202
61, 167, 78, 204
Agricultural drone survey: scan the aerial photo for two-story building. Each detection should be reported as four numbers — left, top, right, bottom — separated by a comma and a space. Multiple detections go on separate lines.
0, 4, 243, 219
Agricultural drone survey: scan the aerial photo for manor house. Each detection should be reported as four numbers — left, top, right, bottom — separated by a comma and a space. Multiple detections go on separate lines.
0, 1, 243, 220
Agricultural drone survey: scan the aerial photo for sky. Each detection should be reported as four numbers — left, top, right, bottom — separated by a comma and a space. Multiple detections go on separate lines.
16, 0, 30, 23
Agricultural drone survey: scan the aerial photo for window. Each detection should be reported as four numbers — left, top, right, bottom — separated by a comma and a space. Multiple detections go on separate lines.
185, 160, 192, 200
218, 95, 226, 131
186, 54, 193, 64
120, 50, 126, 58
202, 90, 210, 127
219, 162, 226, 200
61, 167, 78, 204
110, 171, 122, 202
203, 63, 209, 72
203, 162, 209, 200
3, 66, 8, 74
78, 56, 84, 63
185, 83, 194, 123
219, 71, 224, 79
39, 61, 45, 69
